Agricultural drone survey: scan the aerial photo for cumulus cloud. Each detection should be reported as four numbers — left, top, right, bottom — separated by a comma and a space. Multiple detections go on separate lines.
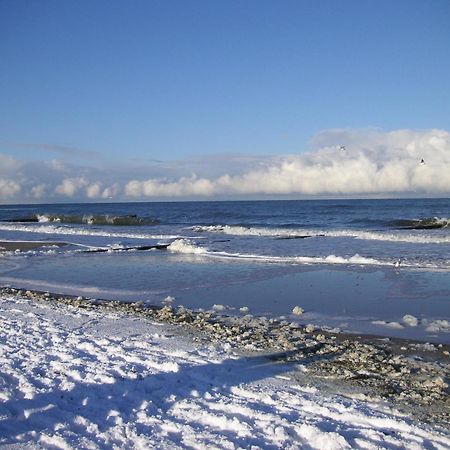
100, 183, 120, 199
86, 182, 102, 199
125, 175, 217, 198
0, 155, 20, 175
1, 128, 450, 202
0, 179, 21, 199
30, 184, 46, 199
55, 177, 89, 197
124, 128, 450, 198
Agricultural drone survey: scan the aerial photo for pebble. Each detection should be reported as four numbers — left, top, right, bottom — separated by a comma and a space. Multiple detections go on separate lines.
1, 285, 449, 422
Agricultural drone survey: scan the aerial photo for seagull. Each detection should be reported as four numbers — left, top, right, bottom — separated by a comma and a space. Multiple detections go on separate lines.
339, 145, 346, 151
420, 159, 425, 165
394, 259, 401, 268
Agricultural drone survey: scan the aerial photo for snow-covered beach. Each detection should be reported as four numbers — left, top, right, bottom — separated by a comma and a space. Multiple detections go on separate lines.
1, 288, 449, 449
1, 200, 449, 448
2, 0, 450, 445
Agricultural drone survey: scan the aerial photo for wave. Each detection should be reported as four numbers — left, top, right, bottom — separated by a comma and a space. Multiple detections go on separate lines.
390, 217, 450, 230
167, 239, 389, 267
167, 239, 208, 255
0, 223, 186, 241
190, 225, 314, 238
6, 214, 159, 226
190, 225, 450, 244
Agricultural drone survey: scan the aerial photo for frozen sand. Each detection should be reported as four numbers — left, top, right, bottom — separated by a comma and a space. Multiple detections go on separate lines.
1, 293, 449, 449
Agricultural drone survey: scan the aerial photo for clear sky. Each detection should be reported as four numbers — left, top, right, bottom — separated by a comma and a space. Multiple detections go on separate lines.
1, 0, 450, 202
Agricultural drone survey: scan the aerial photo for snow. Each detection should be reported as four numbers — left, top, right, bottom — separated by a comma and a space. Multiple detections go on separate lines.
0, 294, 449, 449
403, 315, 419, 327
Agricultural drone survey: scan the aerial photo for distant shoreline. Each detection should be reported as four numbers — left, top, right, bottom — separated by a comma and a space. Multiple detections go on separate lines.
1, 197, 449, 207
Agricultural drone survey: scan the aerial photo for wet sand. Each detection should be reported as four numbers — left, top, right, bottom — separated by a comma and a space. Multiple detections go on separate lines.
0, 240, 68, 251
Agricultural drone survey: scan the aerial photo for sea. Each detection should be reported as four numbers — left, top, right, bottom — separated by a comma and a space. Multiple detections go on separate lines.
0, 198, 449, 343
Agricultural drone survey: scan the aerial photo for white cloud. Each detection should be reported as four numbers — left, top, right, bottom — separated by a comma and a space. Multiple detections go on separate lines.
124, 129, 450, 198
30, 184, 46, 199
0, 178, 21, 199
0, 155, 20, 175
55, 177, 89, 197
125, 175, 216, 198
101, 184, 119, 199
2, 128, 450, 202
86, 182, 102, 199
51, 159, 66, 172
85, 182, 119, 199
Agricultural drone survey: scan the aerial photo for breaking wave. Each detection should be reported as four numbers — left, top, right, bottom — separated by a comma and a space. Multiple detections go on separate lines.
0, 223, 185, 240
167, 239, 388, 266
6, 214, 159, 226
190, 225, 450, 244
167, 239, 208, 255
391, 217, 450, 230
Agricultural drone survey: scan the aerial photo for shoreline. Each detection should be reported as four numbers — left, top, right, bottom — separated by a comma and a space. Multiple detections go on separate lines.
0, 240, 68, 251
1, 285, 449, 428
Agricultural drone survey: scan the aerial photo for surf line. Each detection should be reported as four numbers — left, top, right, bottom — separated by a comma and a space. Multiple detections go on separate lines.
82, 243, 170, 253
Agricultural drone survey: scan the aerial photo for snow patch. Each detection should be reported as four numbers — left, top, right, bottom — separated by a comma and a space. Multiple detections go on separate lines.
403, 314, 419, 327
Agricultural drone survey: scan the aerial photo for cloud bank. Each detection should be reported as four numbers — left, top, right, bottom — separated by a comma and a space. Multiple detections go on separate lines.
1, 128, 450, 202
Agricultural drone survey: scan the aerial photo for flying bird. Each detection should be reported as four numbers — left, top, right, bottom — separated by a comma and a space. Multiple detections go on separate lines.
339, 145, 346, 151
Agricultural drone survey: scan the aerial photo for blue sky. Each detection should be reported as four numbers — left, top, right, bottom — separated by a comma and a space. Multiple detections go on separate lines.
1, 0, 450, 201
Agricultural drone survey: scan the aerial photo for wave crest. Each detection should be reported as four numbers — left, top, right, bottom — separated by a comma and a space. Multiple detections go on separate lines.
8, 214, 159, 226
0, 223, 184, 240
167, 239, 208, 255
190, 224, 450, 244
166, 239, 386, 266
391, 217, 450, 230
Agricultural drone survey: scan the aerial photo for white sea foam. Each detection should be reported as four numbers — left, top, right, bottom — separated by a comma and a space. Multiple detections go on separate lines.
36, 214, 54, 223
372, 320, 405, 329
0, 223, 186, 241
209, 250, 387, 266
167, 239, 208, 254
190, 224, 450, 244
167, 239, 388, 267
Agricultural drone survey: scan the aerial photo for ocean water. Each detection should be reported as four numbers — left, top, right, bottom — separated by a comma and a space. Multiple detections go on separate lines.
0, 199, 449, 343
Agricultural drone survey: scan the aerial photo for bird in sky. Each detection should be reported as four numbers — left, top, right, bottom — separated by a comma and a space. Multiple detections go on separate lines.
339, 145, 346, 151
